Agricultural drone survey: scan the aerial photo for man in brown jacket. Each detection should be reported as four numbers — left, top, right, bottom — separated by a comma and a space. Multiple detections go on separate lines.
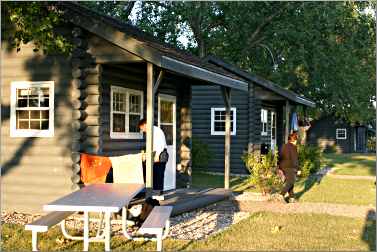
278, 132, 299, 203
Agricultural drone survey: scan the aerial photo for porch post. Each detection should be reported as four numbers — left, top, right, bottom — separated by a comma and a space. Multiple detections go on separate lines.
285, 100, 290, 143
221, 87, 231, 189
146, 63, 154, 196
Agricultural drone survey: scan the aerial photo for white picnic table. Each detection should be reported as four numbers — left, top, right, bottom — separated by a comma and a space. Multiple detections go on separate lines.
43, 183, 144, 251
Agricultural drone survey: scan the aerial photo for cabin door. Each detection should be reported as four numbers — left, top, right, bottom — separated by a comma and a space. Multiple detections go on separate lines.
271, 111, 277, 151
356, 127, 366, 152
158, 94, 176, 191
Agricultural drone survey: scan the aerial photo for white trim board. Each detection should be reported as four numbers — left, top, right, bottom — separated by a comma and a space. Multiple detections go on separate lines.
110, 85, 144, 139
210, 107, 236, 136
10, 81, 55, 138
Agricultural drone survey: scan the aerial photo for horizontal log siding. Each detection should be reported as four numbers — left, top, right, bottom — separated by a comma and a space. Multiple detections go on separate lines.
1, 42, 73, 213
192, 85, 249, 174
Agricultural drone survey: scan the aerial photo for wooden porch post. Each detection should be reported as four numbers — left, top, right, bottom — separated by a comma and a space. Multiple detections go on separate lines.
221, 87, 231, 189
146, 63, 154, 196
285, 100, 290, 143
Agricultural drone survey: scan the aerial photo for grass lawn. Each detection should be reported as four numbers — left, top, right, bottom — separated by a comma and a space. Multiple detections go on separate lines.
294, 176, 376, 206
2, 212, 375, 251
191, 171, 251, 192
323, 153, 376, 176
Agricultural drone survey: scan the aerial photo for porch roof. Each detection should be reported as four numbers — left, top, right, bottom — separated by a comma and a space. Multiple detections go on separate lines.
60, 2, 248, 92
205, 55, 316, 108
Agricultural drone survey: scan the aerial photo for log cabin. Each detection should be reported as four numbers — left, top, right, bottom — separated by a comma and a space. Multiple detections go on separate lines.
191, 56, 316, 174
1, 3, 248, 213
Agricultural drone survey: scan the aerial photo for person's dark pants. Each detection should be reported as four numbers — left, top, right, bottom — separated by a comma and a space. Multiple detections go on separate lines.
142, 161, 167, 191
281, 168, 296, 198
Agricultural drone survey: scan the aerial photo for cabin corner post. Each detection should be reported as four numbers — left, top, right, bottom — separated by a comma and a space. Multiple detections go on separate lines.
221, 87, 231, 189
284, 100, 290, 143
179, 84, 192, 188
146, 62, 154, 196
70, 26, 101, 189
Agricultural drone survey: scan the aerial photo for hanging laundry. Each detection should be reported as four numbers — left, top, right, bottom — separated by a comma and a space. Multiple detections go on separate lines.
80, 153, 112, 185
290, 112, 299, 132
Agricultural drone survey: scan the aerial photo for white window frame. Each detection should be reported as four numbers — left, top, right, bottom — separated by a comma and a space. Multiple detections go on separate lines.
10, 81, 54, 137
210, 107, 236, 136
336, 128, 347, 140
110, 86, 144, 139
261, 109, 268, 136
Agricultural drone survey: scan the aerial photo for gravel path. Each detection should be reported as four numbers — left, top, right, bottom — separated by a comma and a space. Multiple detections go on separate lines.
1, 201, 251, 241
235, 200, 376, 220
327, 173, 376, 180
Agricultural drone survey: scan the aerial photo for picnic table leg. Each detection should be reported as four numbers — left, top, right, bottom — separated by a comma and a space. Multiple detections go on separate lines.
121, 206, 132, 240
31, 230, 38, 251
104, 211, 111, 251
156, 230, 163, 252
83, 211, 89, 251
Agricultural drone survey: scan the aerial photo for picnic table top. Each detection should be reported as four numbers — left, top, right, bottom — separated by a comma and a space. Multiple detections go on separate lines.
43, 183, 144, 212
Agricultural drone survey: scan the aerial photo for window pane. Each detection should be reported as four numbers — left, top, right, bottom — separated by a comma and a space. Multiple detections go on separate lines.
129, 114, 141, 133
41, 110, 49, 119
18, 121, 29, 129
30, 110, 40, 119
29, 98, 39, 107
17, 110, 29, 120
41, 120, 49, 129
129, 94, 141, 113
40, 98, 49, 107
160, 100, 173, 123
113, 113, 125, 132
17, 99, 28, 107
215, 121, 225, 131
161, 124, 173, 145
30, 121, 41, 130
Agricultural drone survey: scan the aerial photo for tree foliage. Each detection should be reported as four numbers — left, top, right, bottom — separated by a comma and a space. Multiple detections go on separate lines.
132, 1, 376, 124
2, 2, 73, 54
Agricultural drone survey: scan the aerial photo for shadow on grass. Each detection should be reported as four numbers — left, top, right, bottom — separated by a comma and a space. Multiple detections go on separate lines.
361, 209, 376, 251
294, 173, 326, 200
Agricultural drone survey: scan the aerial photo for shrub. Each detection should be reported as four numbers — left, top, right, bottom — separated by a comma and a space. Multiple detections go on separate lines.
297, 144, 322, 177
242, 150, 283, 195
192, 137, 213, 169
367, 136, 376, 152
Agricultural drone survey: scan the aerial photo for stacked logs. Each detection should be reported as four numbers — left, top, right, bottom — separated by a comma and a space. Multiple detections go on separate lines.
70, 27, 102, 189
178, 84, 192, 188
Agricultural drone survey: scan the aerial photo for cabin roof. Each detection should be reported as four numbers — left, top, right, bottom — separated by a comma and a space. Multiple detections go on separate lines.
58, 2, 248, 92
204, 55, 316, 108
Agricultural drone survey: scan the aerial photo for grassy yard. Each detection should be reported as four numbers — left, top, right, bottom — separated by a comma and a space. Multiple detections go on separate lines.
2, 212, 375, 251
323, 153, 376, 176
191, 171, 250, 192
295, 176, 376, 206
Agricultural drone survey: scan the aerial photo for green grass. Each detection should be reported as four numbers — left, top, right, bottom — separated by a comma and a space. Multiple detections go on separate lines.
191, 171, 251, 191
2, 212, 375, 251
295, 176, 376, 206
323, 153, 376, 176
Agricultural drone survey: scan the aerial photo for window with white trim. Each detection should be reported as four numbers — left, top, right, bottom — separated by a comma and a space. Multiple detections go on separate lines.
336, 128, 347, 140
210, 107, 236, 135
110, 86, 143, 139
261, 109, 268, 136
10, 81, 54, 137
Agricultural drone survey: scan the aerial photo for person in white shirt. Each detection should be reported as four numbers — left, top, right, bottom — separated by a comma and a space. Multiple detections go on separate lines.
138, 118, 168, 193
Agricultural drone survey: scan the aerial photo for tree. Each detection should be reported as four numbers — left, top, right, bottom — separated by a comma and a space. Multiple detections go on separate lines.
1, 2, 73, 54
133, 2, 376, 124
